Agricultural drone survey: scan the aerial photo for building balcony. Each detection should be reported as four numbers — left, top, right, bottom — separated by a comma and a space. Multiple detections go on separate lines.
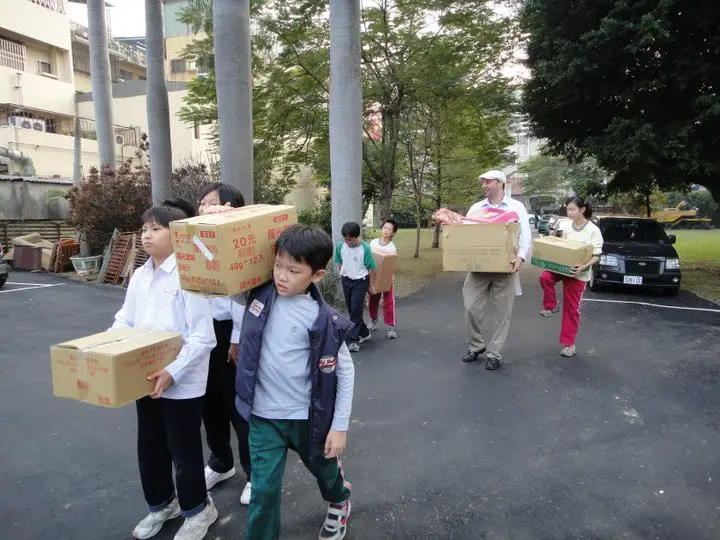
5, 0, 72, 52
0, 123, 141, 178
27, 0, 66, 13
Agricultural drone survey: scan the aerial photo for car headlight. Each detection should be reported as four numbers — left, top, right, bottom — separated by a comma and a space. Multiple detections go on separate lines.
665, 258, 680, 270
600, 254, 619, 267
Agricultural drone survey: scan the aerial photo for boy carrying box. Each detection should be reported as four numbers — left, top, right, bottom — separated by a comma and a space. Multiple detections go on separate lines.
334, 221, 377, 352
233, 224, 355, 540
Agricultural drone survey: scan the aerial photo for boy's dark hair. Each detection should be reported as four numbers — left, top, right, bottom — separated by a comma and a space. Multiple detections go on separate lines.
275, 224, 333, 273
142, 198, 194, 227
382, 218, 398, 233
199, 182, 246, 208
340, 221, 361, 238
566, 196, 592, 219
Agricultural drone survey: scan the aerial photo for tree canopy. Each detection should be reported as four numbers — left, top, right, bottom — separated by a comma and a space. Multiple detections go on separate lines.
521, 0, 720, 204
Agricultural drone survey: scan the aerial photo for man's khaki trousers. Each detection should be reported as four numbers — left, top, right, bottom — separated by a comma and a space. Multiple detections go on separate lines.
462, 272, 516, 356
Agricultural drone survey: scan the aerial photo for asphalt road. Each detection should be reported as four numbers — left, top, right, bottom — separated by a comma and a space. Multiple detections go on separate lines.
1, 268, 719, 539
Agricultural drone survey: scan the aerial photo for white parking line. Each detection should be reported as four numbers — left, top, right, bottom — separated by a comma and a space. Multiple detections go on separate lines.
0, 282, 63, 294
583, 297, 720, 313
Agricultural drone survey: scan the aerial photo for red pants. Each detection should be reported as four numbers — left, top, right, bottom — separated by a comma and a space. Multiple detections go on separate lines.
540, 271, 586, 346
368, 285, 396, 326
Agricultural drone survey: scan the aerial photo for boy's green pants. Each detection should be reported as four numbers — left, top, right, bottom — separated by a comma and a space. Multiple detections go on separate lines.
246, 415, 351, 540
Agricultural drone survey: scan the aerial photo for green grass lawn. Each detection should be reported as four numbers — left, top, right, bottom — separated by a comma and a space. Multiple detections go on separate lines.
671, 229, 720, 303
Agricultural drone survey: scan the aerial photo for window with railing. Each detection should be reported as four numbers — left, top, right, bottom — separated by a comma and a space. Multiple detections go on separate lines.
36, 60, 52, 75
0, 37, 27, 71
28, 0, 66, 14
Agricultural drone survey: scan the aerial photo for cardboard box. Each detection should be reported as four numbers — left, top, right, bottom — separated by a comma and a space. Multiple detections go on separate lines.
50, 328, 183, 407
170, 204, 298, 296
531, 236, 593, 277
442, 222, 520, 273
371, 250, 397, 293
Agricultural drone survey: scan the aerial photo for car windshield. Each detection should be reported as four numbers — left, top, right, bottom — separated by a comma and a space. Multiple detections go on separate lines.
600, 220, 668, 243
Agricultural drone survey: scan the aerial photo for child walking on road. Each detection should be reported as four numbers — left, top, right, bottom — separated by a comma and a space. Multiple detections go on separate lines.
234, 224, 355, 540
368, 219, 398, 339
335, 221, 376, 352
539, 196, 603, 357
197, 183, 253, 504
113, 199, 218, 540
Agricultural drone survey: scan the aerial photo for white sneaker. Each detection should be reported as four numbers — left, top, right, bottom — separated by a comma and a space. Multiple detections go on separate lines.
386, 328, 397, 339
318, 500, 351, 540
367, 319, 378, 332
348, 342, 360, 353
204, 465, 235, 491
174, 498, 218, 540
132, 498, 181, 539
240, 481, 252, 505
560, 345, 576, 357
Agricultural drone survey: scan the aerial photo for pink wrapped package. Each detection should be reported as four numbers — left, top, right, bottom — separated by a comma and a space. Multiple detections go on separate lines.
465, 206, 519, 223
432, 207, 519, 225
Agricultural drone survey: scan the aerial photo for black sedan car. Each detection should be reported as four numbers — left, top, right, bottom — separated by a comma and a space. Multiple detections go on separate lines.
590, 216, 681, 295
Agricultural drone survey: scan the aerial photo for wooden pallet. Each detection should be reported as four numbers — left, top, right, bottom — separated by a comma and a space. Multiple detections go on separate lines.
101, 233, 133, 285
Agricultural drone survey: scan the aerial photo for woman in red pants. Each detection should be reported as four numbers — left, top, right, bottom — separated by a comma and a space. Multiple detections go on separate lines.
539, 197, 603, 357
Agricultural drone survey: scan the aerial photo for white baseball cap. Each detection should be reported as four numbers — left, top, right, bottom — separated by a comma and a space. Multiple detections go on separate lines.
478, 170, 507, 184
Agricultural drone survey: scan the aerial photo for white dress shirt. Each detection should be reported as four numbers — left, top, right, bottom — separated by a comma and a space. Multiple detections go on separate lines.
467, 195, 532, 261
210, 298, 244, 344
112, 254, 216, 399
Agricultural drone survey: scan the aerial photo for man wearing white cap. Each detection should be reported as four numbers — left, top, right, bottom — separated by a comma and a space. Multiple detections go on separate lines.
461, 170, 531, 370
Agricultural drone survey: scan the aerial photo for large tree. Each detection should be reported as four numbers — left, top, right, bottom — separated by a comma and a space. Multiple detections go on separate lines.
521, 0, 720, 204
145, 0, 173, 204
86, 0, 116, 169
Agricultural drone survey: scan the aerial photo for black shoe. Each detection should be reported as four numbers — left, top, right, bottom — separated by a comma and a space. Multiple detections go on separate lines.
485, 354, 501, 371
461, 347, 486, 363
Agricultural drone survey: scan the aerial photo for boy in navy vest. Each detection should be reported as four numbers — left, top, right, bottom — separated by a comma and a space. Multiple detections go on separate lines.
233, 224, 355, 540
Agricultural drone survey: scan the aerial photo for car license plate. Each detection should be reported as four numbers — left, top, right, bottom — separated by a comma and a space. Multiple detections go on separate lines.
623, 275, 643, 285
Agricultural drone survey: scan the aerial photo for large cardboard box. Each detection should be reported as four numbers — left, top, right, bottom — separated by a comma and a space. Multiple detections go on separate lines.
170, 205, 298, 296
50, 328, 183, 407
371, 250, 397, 293
531, 236, 593, 277
442, 222, 520, 273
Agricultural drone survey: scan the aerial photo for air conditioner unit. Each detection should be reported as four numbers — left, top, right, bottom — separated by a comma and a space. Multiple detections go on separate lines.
32, 119, 46, 132
8, 116, 24, 127
116, 135, 125, 145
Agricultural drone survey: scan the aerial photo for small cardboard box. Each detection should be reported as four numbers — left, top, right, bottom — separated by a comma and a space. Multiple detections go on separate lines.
371, 250, 397, 293
531, 236, 593, 277
442, 222, 520, 273
50, 328, 183, 407
170, 204, 298, 296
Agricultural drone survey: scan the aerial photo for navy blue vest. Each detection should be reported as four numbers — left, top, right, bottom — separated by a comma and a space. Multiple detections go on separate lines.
235, 281, 352, 459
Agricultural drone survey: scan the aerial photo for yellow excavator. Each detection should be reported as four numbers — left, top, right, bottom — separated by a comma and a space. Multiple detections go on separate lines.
651, 202, 713, 229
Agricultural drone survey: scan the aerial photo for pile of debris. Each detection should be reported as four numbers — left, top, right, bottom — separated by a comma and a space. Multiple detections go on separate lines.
3, 233, 79, 273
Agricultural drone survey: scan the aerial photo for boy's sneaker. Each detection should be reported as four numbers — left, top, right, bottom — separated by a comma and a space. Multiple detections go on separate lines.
204, 465, 235, 491
240, 481, 252, 505
540, 306, 560, 317
132, 498, 181, 539
319, 500, 351, 540
560, 345, 576, 357
348, 342, 360, 353
367, 319, 378, 332
386, 328, 397, 339
174, 498, 218, 540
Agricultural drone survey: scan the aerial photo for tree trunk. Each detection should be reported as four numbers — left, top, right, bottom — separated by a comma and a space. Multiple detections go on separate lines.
213, 0, 254, 202
329, 0, 362, 243
645, 191, 651, 217
431, 152, 442, 248
376, 181, 393, 223
414, 195, 421, 258
87, 0, 116, 170
145, 0, 172, 204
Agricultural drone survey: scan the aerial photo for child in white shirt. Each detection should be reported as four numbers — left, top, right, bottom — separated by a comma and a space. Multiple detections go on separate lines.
368, 219, 399, 339
113, 200, 218, 540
